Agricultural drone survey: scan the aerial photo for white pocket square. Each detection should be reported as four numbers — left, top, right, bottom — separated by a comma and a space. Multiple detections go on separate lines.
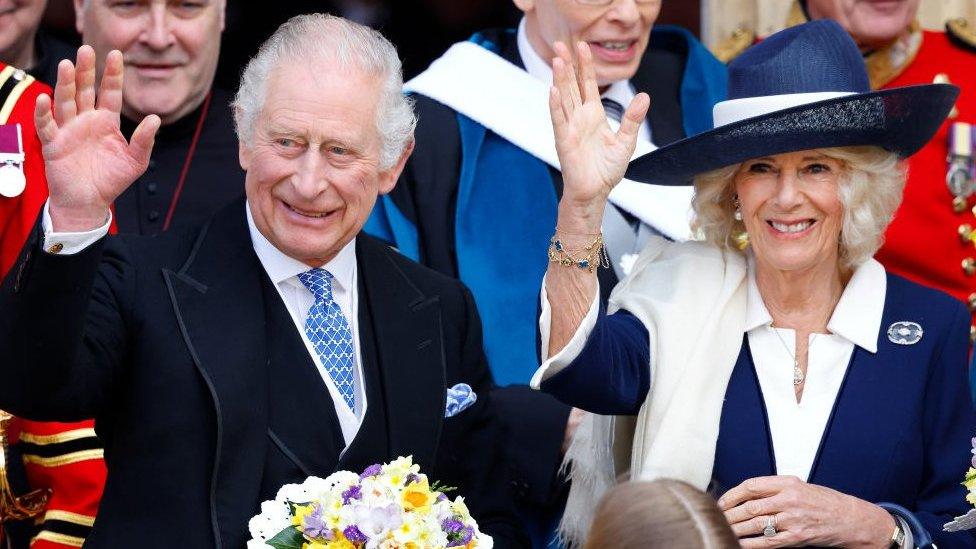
445, 383, 477, 418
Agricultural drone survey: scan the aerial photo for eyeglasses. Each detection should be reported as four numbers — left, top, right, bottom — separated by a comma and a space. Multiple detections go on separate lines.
574, 0, 659, 6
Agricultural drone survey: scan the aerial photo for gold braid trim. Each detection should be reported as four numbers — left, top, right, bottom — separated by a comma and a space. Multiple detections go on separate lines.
947, 18, 976, 51
18, 428, 97, 446
41, 510, 96, 528
0, 69, 35, 124
32, 531, 85, 547
21, 449, 104, 467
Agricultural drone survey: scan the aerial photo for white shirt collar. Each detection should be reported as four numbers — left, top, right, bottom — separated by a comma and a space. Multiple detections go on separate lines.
744, 254, 886, 353
245, 202, 357, 293
515, 17, 635, 105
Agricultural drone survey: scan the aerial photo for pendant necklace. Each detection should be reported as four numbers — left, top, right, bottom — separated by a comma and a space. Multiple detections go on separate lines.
770, 326, 814, 386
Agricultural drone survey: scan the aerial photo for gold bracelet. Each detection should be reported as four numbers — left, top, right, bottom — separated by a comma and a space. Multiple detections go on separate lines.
547, 233, 610, 273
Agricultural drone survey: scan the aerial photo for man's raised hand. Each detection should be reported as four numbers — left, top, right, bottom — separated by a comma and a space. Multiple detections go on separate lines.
34, 46, 160, 232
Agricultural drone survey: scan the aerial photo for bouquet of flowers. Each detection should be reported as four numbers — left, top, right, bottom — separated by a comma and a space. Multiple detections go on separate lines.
247, 456, 493, 548
945, 438, 976, 531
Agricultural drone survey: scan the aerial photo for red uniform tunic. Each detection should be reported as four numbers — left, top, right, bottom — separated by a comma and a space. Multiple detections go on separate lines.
0, 62, 105, 549
874, 30, 976, 334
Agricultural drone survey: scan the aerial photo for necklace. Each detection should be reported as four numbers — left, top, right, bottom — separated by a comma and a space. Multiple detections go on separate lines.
769, 326, 814, 386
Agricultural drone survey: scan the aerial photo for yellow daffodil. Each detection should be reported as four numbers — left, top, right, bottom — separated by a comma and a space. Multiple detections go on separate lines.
402, 479, 433, 514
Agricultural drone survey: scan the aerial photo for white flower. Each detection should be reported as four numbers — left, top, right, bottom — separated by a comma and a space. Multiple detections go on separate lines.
247, 500, 291, 541
354, 502, 403, 544
276, 482, 313, 504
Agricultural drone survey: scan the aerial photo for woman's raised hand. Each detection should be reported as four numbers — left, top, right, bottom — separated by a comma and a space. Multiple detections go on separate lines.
549, 41, 649, 215
34, 46, 160, 232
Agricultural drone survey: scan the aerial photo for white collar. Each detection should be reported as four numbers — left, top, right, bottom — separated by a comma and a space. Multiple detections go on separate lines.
515, 17, 635, 106
744, 254, 886, 353
245, 202, 357, 294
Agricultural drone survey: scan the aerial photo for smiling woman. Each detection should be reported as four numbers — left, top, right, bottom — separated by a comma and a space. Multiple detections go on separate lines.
533, 18, 976, 549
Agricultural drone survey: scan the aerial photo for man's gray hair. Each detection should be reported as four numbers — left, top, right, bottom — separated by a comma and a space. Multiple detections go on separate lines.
232, 13, 416, 169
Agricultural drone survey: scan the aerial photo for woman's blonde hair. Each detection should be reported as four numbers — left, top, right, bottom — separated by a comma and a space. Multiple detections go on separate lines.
584, 479, 739, 549
691, 146, 904, 270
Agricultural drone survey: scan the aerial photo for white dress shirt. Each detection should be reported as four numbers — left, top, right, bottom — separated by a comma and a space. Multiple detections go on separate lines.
246, 204, 366, 448
539, 254, 886, 481
516, 17, 653, 144
41, 201, 368, 449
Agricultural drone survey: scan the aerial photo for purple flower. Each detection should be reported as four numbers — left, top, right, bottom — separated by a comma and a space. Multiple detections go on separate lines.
300, 505, 332, 540
342, 485, 363, 504
343, 525, 368, 544
404, 473, 419, 486
971, 437, 976, 468
442, 518, 464, 534
436, 494, 448, 503
444, 517, 474, 547
446, 525, 474, 547
360, 464, 382, 480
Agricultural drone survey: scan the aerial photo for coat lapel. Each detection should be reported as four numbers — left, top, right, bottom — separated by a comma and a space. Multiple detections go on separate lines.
161, 201, 269, 549
713, 338, 776, 494
346, 236, 445, 472
808, 348, 909, 500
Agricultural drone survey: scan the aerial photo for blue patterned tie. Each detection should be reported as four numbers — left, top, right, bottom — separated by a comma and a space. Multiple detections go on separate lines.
297, 268, 356, 411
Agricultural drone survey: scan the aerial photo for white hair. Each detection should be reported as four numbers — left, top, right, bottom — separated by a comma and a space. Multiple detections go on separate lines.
691, 146, 904, 270
232, 13, 416, 169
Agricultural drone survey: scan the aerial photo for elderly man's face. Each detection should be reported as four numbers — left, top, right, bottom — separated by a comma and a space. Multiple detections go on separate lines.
0, 0, 47, 63
734, 150, 845, 275
515, 0, 660, 87
240, 59, 411, 267
806, 0, 920, 49
74, 0, 225, 125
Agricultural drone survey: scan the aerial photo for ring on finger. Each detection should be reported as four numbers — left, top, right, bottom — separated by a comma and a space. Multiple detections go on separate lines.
762, 515, 777, 537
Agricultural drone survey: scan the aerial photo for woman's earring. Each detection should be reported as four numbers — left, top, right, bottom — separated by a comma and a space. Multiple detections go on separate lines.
733, 195, 743, 221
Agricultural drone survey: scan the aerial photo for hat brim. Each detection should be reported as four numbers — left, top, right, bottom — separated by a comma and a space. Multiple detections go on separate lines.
625, 83, 960, 186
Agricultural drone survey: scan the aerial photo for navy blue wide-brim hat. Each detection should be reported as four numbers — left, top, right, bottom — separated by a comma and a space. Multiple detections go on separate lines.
625, 19, 959, 186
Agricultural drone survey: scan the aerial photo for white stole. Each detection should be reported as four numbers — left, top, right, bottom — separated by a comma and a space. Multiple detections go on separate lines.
534, 238, 747, 546
404, 42, 695, 242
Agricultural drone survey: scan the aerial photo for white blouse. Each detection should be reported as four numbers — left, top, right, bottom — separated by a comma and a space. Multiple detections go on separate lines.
744, 256, 885, 480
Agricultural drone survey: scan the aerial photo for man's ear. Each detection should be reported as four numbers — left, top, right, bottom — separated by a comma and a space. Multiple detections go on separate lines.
73, 0, 85, 35
239, 140, 251, 172
512, 0, 534, 13
377, 140, 415, 196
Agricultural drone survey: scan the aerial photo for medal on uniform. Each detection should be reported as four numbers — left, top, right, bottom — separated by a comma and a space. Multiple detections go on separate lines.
948, 122, 975, 212
0, 124, 26, 198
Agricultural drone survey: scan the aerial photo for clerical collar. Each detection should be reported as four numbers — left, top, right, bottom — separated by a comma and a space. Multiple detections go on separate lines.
120, 90, 213, 141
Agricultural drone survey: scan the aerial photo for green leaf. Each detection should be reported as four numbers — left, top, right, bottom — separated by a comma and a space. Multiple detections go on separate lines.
265, 526, 305, 549
430, 480, 457, 494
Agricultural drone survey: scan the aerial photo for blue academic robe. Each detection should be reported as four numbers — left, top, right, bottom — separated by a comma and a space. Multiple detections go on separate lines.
543, 272, 976, 547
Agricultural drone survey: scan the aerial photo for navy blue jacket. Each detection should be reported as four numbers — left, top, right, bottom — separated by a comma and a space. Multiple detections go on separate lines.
543, 272, 976, 547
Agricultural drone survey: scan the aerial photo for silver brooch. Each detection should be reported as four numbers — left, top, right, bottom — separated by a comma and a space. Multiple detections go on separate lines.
887, 321, 923, 345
